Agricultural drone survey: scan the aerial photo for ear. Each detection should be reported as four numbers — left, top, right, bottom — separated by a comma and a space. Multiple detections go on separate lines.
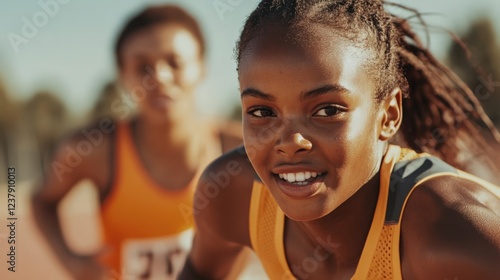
379, 87, 403, 141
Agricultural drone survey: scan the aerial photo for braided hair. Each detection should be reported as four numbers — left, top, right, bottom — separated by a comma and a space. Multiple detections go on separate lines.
236, 0, 500, 173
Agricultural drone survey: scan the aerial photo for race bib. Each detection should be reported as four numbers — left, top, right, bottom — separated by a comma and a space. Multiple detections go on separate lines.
121, 229, 193, 280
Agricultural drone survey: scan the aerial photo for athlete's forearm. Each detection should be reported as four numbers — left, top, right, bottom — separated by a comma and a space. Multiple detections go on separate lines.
31, 194, 98, 276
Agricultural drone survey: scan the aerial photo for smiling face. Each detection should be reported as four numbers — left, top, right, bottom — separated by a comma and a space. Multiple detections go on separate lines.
239, 24, 395, 221
119, 23, 204, 122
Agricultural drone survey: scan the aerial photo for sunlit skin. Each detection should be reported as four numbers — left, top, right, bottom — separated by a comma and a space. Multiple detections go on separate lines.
120, 23, 204, 125
181, 19, 500, 280
118, 23, 210, 184
31, 20, 244, 280
240, 24, 396, 222
236, 23, 403, 276
181, 23, 403, 279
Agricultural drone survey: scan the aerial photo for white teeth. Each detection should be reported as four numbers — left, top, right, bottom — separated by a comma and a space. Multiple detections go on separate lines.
278, 171, 323, 183
295, 172, 305, 181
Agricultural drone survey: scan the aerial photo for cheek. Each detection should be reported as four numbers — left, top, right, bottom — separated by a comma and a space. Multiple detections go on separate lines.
179, 63, 202, 87
342, 108, 382, 170
345, 106, 379, 143
243, 120, 281, 162
120, 70, 143, 92
243, 126, 264, 163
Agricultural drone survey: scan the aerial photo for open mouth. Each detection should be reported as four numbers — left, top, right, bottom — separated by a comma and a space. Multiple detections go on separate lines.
272, 171, 326, 199
277, 171, 325, 185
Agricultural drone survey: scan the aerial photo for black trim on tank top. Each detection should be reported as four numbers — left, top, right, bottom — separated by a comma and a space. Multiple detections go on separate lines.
99, 119, 117, 203
385, 156, 457, 224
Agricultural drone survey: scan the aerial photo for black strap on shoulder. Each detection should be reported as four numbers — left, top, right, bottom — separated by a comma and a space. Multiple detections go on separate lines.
100, 119, 118, 203
385, 156, 457, 224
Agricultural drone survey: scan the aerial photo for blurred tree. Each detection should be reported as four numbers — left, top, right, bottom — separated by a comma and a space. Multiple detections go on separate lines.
25, 91, 69, 172
0, 80, 9, 164
447, 18, 500, 128
91, 81, 124, 122
0, 79, 18, 169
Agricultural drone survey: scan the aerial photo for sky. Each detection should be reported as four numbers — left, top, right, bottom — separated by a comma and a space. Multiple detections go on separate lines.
1, 0, 500, 118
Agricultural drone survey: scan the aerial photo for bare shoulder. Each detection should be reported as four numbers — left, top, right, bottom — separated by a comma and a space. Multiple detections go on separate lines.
401, 175, 500, 279
194, 146, 257, 247
184, 147, 258, 279
35, 119, 117, 201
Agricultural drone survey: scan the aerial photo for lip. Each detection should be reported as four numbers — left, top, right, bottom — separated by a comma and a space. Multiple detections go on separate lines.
271, 164, 326, 199
149, 94, 175, 109
272, 164, 324, 174
273, 173, 325, 199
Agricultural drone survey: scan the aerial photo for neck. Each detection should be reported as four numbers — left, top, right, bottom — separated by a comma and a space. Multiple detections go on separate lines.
293, 168, 382, 268
134, 114, 206, 160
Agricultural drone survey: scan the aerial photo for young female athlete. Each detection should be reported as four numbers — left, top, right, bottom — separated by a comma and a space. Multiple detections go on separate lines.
179, 1, 500, 279
31, 5, 242, 280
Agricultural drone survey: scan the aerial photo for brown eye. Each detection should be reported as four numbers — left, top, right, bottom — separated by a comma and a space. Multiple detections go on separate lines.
314, 105, 342, 117
248, 107, 275, 118
168, 57, 184, 69
137, 64, 151, 75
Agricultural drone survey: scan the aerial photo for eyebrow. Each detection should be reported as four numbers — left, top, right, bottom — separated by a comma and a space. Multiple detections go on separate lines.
240, 88, 275, 101
301, 84, 349, 100
131, 54, 151, 62
241, 84, 349, 101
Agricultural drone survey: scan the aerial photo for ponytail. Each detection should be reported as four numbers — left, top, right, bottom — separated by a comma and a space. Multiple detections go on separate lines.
393, 16, 500, 173
235, 0, 500, 178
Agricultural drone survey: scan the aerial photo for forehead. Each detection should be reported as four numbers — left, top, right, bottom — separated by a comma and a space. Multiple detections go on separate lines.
238, 23, 377, 95
121, 23, 201, 61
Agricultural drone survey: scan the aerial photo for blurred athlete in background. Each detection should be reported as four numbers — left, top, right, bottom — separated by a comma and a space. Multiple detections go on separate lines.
32, 5, 242, 279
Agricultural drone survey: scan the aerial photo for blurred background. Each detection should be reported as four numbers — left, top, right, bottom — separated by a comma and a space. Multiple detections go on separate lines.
0, 0, 499, 279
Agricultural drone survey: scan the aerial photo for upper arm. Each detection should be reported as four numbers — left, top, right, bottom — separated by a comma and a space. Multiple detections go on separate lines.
33, 124, 113, 205
186, 147, 256, 279
401, 176, 500, 279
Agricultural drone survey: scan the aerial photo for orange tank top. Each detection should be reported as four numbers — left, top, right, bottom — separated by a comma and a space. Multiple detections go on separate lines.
249, 145, 500, 279
99, 122, 219, 278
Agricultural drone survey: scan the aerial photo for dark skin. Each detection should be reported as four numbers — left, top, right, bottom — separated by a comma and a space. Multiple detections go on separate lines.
181, 23, 500, 279
31, 23, 242, 280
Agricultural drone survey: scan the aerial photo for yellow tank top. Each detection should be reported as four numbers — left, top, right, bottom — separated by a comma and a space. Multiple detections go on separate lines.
249, 145, 500, 279
99, 122, 219, 278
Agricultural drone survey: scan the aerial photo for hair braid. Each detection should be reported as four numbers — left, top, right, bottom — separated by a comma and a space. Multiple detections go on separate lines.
237, 0, 500, 173
394, 16, 500, 169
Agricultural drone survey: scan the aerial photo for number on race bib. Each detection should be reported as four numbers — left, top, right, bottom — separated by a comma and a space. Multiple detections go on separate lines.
121, 230, 193, 279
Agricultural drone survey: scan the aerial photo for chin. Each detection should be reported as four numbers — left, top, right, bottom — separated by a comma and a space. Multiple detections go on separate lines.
274, 192, 333, 222
283, 206, 330, 222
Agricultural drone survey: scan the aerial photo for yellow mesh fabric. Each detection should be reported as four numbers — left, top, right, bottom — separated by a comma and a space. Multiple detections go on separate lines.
251, 182, 294, 280
363, 148, 419, 279
249, 146, 422, 280
250, 146, 499, 279
398, 147, 418, 161
366, 225, 396, 279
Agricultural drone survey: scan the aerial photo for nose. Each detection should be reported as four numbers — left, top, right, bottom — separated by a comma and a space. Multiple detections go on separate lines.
156, 62, 174, 83
147, 62, 174, 85
275, 131, 313, 157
